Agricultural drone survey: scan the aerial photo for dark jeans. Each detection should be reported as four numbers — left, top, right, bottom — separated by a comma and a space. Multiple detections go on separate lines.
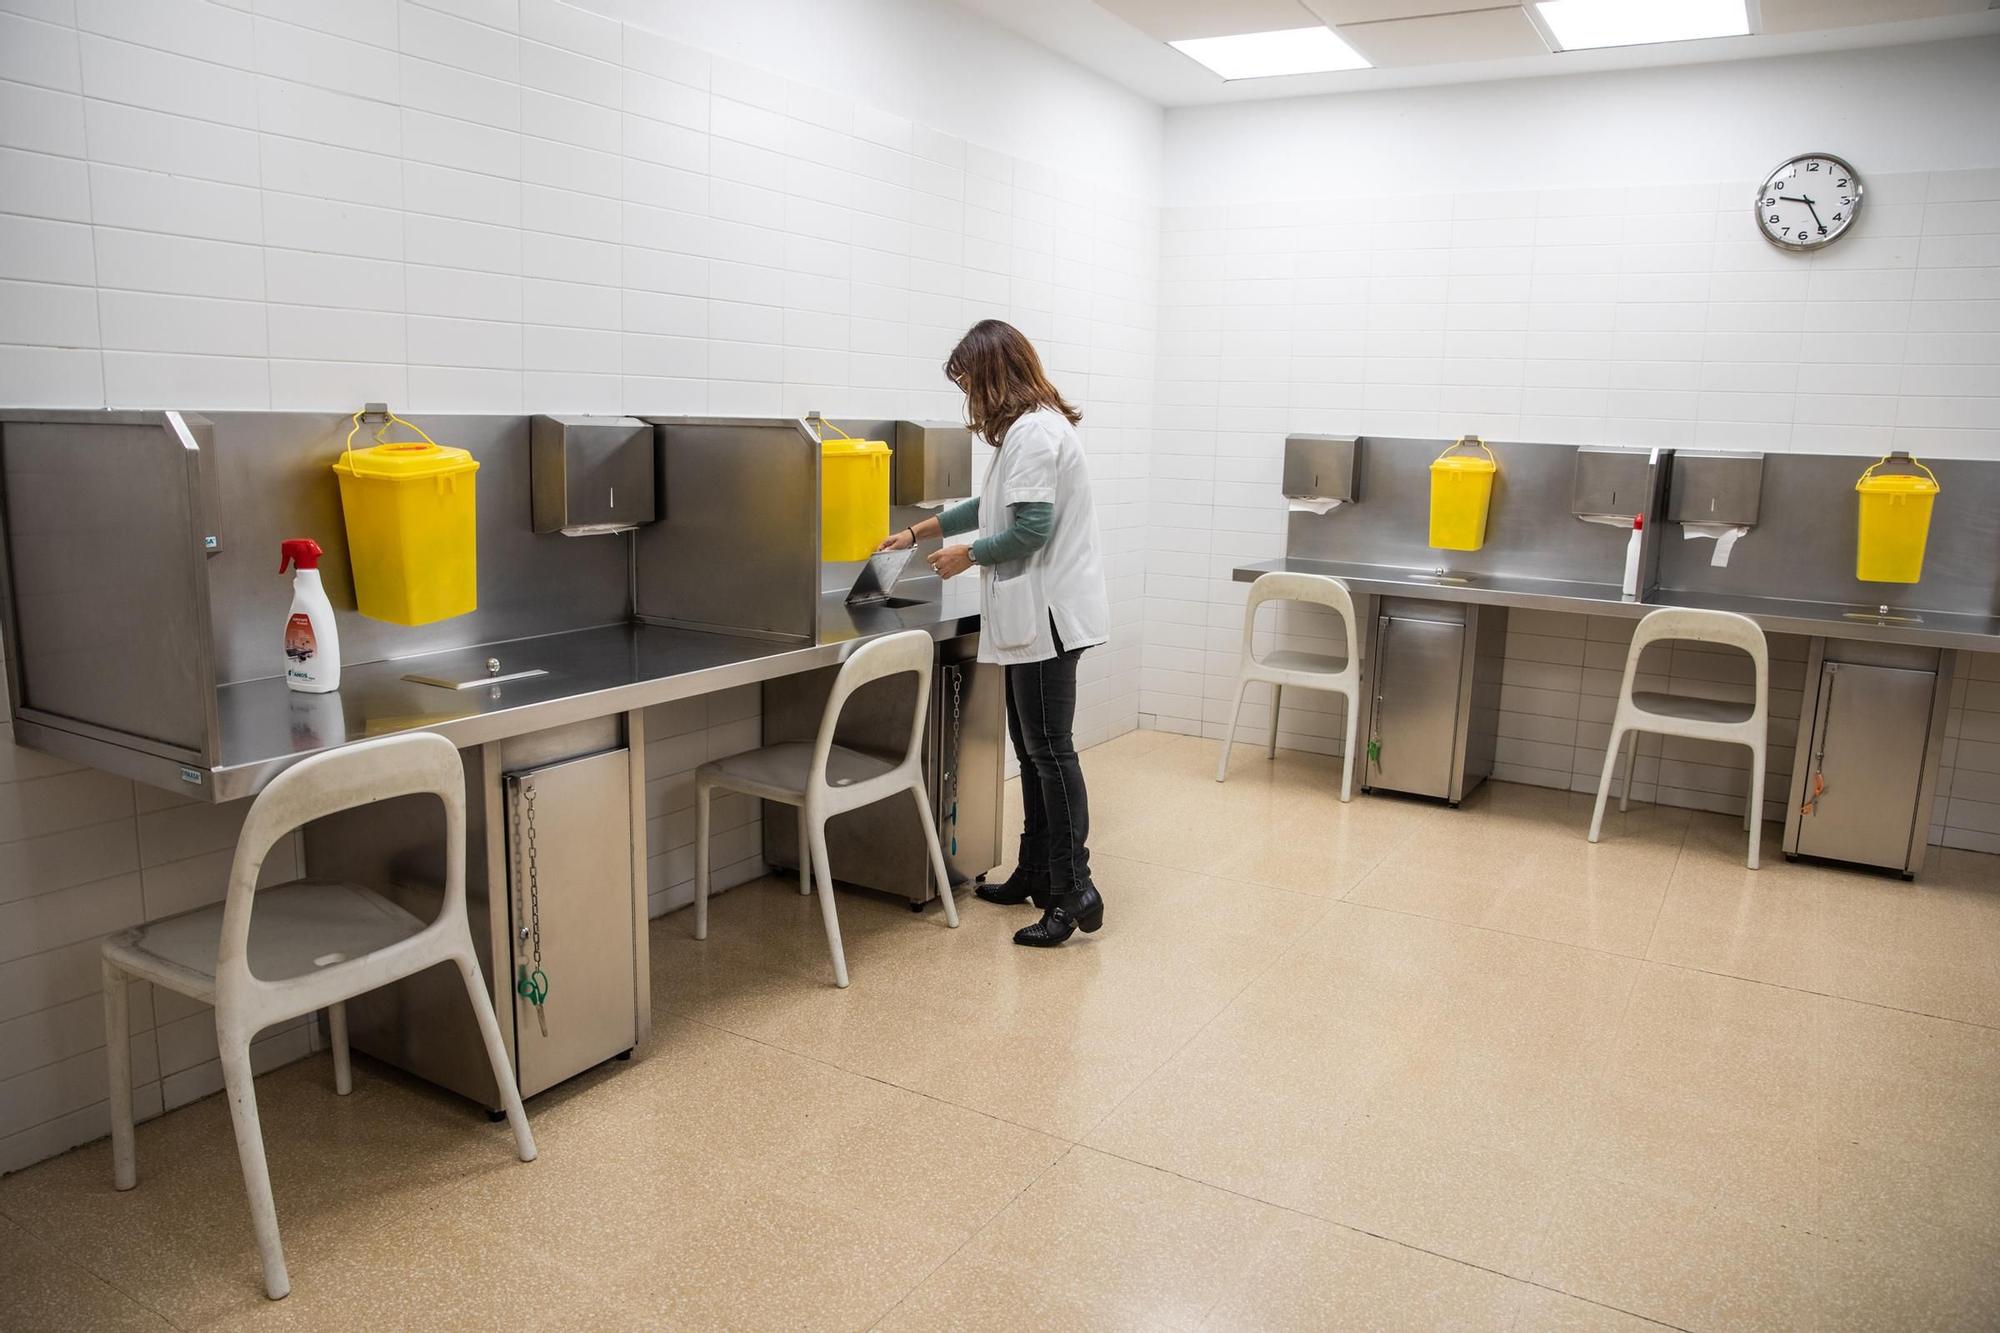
1004, 622, 1092, 895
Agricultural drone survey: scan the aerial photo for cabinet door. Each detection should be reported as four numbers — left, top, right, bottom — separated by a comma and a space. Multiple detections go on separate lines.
1369, 615, 1465, 800
1796, 662, 1934, 871
506, 748, 637, 1097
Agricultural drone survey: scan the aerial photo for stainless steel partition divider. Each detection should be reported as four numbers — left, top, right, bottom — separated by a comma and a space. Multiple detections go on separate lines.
634, 416, 820, 641
0, 411, 223, 765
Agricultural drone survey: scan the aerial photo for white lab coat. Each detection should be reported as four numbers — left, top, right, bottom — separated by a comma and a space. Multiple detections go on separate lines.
974, 407, 1109, 666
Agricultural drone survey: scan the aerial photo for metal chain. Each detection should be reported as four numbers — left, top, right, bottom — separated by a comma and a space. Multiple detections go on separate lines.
510, 784, 529, 956
525, 786, 542, 972
946, 667, 963, 857
512, 779, 549, 1035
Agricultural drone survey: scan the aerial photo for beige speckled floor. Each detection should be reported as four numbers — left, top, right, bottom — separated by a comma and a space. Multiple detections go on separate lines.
4, 730, 1998, 1331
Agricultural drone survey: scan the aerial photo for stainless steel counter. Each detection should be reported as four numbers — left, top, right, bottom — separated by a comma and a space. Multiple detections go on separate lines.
1231, 558, 2000, 654
15, 582, 983, 803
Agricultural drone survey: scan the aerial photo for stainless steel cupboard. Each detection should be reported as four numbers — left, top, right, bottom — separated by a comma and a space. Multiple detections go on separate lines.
1784, 640, 1955, 877
1358, 598, 1507, 805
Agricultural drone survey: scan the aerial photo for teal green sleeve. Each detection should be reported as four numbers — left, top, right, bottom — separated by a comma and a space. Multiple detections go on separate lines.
935, 496, 981, 538
971, 502, 1053, 567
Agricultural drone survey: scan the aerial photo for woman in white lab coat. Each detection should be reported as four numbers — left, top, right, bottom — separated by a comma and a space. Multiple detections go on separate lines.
878, 320, 1110, 947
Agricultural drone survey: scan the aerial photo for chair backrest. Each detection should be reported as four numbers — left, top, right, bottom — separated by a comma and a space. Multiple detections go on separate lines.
217, 733, 467, 990
811, 629, 935, 790
1620, 607, 1769, 715
1242, 571, 1359, 668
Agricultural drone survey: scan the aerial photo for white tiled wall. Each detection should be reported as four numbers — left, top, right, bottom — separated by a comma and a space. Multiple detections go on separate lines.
1938, 653, 2000, 856
0, 0, 1158, 1173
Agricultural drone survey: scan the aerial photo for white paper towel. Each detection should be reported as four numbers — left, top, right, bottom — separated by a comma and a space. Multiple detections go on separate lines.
1682, 522, 1748, 567
1287, 497, 1345, 515
1576, 513, 1634, 530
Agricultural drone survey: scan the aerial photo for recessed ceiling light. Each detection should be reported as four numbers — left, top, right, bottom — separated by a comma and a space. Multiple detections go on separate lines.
1168, 26, 1372, 80
1534, 0, 1750, 51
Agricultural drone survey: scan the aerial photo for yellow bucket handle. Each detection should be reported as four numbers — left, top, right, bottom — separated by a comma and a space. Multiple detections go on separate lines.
1856, 453, 1938, 491
1435, 435, 1495, 465
813, 415, 854, 441
341, 409, 445, 478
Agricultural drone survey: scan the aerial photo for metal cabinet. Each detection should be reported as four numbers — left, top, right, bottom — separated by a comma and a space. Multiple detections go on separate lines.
761, 632, 1004, 905
1358, 598, 1507, 804
503, 748, 639, 1095
1785, 641, 1954, 877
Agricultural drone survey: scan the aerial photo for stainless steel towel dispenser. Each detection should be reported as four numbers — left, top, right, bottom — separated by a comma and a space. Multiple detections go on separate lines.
1667, 451, 1763, 528
530, 415, 656, 535
1570, 446, 1654, 517
893, 420, 973, 504
1283, 434, 1359, 502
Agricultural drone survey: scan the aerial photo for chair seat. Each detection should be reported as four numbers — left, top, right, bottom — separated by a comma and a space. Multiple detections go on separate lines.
1255, 648, 1350, 677
699, 741, 899, 802
103, 881, 427, 1001
1630, 690, 1757, 725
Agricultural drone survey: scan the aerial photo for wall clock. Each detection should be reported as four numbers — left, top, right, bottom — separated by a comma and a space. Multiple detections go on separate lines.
1756, 153, 1862, 251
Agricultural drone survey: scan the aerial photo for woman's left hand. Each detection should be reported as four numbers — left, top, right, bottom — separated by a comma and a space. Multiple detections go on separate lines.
928, 545, 974, 579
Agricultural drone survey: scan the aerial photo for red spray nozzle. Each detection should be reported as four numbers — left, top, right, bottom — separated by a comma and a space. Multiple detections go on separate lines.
1633, 515, 1645, 530
280, 538, 324, 573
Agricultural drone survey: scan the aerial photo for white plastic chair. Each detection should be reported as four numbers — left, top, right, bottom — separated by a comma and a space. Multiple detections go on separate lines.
1216, 572, 1363, 801
99, 733, 535, 1301
694, 629, 958, 987
1589, 607, 1770, 869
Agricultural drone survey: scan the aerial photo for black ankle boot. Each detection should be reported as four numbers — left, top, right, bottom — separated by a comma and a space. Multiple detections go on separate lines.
976, 871, 1050, 909
1013, 885, 1104, 947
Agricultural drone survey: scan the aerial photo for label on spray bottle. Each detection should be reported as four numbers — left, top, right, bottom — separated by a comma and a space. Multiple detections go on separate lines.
284, 612, 317, 682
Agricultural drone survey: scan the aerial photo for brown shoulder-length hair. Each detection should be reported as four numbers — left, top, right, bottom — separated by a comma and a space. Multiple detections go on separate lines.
943, 320, 1081, 447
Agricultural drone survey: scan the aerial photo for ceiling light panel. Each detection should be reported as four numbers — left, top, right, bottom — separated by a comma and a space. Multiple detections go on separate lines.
1169, 25, 1373, 78
1534, 0, 1752, 50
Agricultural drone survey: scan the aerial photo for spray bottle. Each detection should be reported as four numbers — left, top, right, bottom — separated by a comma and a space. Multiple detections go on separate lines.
280, 538, 341, 693
1621, 515, 1645, 601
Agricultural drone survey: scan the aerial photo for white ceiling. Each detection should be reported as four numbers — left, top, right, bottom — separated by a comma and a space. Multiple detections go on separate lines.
951, 0, 2000, 106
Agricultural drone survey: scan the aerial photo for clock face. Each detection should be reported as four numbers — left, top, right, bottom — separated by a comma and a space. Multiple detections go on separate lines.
1756, 153, 1862, 251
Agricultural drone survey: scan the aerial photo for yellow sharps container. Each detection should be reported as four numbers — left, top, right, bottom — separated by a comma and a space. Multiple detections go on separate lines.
819, 427, 891, 562
332, 412, 480, 625
1854, 454, 1940, 585
1428, 436, 1498, 552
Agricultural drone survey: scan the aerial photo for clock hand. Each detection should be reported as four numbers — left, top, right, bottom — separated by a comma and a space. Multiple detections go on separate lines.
1779, 195, 1827, 229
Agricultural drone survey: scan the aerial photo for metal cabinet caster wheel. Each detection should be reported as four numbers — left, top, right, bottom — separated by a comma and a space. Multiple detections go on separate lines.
486, 1108, 506, 1124
615, 1049, 633, 1061
908, 901, 924, 913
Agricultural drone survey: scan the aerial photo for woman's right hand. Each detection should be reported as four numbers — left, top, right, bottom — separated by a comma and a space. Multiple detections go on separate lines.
878, 528, 915, 553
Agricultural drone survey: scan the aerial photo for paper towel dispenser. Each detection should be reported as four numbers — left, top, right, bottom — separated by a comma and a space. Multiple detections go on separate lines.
531, 415, 656, 535
1283, 434, 1358, 503
1570, 446, 1654, 518
893, 420, 972, 504
1667, 451, 1763, 528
